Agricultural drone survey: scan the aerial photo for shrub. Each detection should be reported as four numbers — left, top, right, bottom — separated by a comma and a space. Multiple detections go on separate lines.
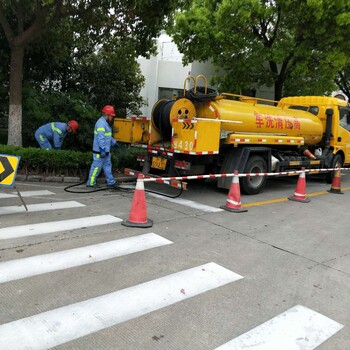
22, 87, 98, 151
0, 144, 144, 178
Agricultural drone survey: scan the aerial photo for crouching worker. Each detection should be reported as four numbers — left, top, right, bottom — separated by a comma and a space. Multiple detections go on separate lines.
35, 120, 79, 150
87, 105, 119, 188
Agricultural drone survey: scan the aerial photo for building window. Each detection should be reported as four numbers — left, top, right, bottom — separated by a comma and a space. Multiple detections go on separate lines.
158, 87, 184, 100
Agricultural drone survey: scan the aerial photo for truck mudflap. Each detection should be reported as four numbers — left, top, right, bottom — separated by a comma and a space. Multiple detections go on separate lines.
124, 168, 188, 190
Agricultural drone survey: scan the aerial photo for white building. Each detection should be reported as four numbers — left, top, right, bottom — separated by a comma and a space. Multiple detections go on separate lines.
137, 33, 219, 117
137, 33, 274, 117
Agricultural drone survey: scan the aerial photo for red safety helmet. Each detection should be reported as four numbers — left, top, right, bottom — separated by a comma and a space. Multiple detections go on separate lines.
68, 120, 79, 133
102, 105, 116, 116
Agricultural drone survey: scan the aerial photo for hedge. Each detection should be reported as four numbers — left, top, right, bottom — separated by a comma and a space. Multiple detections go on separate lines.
0, 144, 144, 178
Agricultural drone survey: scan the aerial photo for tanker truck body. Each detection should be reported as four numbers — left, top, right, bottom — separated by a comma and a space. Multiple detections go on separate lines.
113, 75, 350, 194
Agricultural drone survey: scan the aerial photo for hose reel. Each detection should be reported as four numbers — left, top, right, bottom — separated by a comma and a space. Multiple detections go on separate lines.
151, 98, 196, 141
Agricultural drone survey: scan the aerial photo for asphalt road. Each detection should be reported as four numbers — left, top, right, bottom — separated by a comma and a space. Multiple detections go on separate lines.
0, 172, 350, 350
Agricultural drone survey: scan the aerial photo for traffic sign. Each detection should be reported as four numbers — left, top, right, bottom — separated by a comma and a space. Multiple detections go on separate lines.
0, 154, 20, 187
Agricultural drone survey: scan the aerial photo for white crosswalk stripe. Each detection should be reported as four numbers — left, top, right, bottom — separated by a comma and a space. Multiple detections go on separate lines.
0, 201, 85, 215
0, 262, 242, 350
0, 233, 172, 283
214, 304, 343, 350
0, 190, 55, 198
149, 192, 223, 212
0, 214, 121, 240
0, 194, 344, 349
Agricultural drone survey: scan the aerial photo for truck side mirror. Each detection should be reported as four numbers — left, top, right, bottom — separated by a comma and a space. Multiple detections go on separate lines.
326, 108, 333, 117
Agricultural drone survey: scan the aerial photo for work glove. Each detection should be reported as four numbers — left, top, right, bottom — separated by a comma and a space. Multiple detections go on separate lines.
100, 149, 106, 158
112, 142, 119, 149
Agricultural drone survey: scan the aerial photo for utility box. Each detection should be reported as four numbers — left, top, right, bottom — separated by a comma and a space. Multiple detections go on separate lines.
171, 119, 220, 153
113, 117, 150, 144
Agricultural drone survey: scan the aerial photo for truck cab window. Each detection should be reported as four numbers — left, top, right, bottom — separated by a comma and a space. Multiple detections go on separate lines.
289, 105, 319, 116
339, 107, 350, 131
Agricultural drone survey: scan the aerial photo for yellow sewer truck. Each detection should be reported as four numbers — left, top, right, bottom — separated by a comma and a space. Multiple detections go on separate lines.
114, 75, 350, 194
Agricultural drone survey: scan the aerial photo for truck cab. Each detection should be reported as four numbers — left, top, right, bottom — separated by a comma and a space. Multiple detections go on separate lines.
279, 96, 350, 174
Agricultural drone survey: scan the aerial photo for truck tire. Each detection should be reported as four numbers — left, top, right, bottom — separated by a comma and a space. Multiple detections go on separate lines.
240, 155, 267, 195
326, 154, 343, 184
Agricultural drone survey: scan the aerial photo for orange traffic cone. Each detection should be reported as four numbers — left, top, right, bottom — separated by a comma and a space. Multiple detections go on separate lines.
288, 168, 310, 203
328, 168, 344, 194
220, 170, 248, 213
122, 174, 153, 228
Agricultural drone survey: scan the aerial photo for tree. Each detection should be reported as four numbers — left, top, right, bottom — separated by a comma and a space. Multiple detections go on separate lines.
168, 0, 350, 100
335, 64, 350, 100
19, 26, 147, 151
75, 42, 145, 115
22, 18, 146, 116
0, 31, 9, 127
0, 0, 188, 146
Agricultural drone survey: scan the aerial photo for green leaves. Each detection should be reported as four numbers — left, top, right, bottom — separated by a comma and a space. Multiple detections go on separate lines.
168, 0, 350, 100
0, 0, 188, 146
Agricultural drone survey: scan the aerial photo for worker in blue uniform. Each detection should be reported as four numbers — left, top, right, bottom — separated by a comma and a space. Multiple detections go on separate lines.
86, 105, 119, 188
35, 120, 79, 149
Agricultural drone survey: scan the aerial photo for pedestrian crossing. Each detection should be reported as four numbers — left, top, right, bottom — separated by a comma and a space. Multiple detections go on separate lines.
0, 189, 345, 349
149, 193, 223, 212
214, 305, 343, 349
0, 190, 55, 198
0, 201, 85, 215
0, 263, 242, 350
0, 233, 172, 283
0, 215, 121, 239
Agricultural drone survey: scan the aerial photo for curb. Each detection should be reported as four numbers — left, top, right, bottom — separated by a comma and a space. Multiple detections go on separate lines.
16, 174, 82, 183
15, 172, 136, 184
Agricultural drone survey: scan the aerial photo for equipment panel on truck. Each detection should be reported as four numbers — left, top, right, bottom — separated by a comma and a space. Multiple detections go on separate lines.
114, 117, 149, 144
172, 119, 220, 154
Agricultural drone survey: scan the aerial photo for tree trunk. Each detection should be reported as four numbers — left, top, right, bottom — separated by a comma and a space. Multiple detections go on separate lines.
274, 79, 283, 101
7, 46, 24, 146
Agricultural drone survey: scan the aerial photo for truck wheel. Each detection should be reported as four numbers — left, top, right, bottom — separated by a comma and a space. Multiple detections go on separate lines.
326, 154, 343, 184
240, 155, 267, 195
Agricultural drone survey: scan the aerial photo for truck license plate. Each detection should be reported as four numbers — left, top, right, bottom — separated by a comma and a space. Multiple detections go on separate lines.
151, 156, 167, 170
